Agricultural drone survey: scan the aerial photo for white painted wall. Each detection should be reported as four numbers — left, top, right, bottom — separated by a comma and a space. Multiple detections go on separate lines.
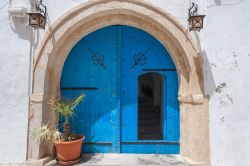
0, 0, 84, 164
0, 0, 249, 165
146, 1, 250, 165
0, 0, 30, 164
204, 1, 250, 165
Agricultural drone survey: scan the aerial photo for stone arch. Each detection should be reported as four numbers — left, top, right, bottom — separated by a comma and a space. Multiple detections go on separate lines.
28, 0, 210, 165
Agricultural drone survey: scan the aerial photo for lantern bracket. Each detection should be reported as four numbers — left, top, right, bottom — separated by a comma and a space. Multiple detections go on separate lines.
189, 3, 198, 18
35, 0, 46, 14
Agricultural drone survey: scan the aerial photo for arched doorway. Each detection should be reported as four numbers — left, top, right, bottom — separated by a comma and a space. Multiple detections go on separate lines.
60, 25, 180, 154
28, 0, 210, 165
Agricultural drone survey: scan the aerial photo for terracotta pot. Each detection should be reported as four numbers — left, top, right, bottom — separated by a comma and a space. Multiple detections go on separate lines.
54, 135, 85, 163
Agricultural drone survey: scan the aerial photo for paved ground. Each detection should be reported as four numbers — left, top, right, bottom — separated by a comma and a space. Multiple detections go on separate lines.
45, 154, 187, 166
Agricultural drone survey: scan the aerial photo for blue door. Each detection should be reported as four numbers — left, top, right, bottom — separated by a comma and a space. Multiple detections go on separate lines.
60, 27, 120, 153
60, 25, 180, 154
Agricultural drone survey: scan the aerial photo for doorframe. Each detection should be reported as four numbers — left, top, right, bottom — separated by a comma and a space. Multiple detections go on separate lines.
28, 0, 210, 165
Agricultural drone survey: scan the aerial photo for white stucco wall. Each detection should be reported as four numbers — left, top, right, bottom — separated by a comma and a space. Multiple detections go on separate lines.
0, 0, 250, 165
204, 1, 250, 165
145, 1, 250, 165
0, 0, 30, 163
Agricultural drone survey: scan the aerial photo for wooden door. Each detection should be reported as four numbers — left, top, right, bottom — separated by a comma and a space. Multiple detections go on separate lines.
120, 26, 180, 153
60, 25, 180, 154
60, 26, 120, 153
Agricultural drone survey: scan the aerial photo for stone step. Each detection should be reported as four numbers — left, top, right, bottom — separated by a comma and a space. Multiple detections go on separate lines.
138, 107, 160, 111
45, 154, 187, 166
139, 120, 160, 127
139, 127, 161, 135
139, 113, 160, 119
138, 134, 162, 140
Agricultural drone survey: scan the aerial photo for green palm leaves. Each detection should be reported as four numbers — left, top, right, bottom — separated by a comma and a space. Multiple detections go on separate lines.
33, 94, 85, 143
50, 94, 85, 124
32, 124, 63, 143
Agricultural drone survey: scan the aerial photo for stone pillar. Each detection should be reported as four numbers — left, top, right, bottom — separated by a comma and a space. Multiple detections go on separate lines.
27, 94, 44, 159
180, 98, 210, 166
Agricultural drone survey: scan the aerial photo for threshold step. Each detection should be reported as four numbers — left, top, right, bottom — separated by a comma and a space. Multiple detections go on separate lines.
45, 154, 187, 166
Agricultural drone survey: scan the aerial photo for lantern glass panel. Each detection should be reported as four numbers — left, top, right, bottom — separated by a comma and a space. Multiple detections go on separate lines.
28, 12, 46, 29
189, 15, 205, 31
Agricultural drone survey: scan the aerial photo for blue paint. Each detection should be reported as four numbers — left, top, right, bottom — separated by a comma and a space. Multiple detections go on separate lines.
121, 143, 179, 154
61, 26, 120, 153
60, 25, 180, 154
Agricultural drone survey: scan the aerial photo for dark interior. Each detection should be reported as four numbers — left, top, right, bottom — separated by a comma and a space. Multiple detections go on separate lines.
138, 72, 163, 140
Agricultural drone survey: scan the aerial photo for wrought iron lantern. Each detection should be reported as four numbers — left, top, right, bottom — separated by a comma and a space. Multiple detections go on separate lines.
188, 3, 206, 31
27, 0, 47, 29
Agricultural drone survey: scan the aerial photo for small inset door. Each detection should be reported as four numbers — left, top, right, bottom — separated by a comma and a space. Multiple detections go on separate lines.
138, 72, 163, 140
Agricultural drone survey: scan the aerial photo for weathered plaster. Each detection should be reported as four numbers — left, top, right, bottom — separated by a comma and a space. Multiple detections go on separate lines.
27, 0, 210, 165
204, 0, 250, 166
0, 0, 30, 163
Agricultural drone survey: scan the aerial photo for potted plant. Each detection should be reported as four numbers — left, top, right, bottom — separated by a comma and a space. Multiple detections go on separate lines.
33, 94, 85, 165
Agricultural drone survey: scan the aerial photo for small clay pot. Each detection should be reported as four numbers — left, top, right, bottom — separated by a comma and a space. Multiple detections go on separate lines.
54, 135, 85, 165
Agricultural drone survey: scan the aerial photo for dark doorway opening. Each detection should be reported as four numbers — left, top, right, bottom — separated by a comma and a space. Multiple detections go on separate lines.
138, 72, 163, 140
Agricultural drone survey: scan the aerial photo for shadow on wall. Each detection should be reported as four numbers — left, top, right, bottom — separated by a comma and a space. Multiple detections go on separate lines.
38, 9, 61, 158
193, 32, 216, 97
214, 0, 221, 6
8, 0, 58, 158
32, 8, 57, 71
9, 15, 40, 90
208, 0, 246, 8
8, 12, 40, 59
9, 17, 32, 41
